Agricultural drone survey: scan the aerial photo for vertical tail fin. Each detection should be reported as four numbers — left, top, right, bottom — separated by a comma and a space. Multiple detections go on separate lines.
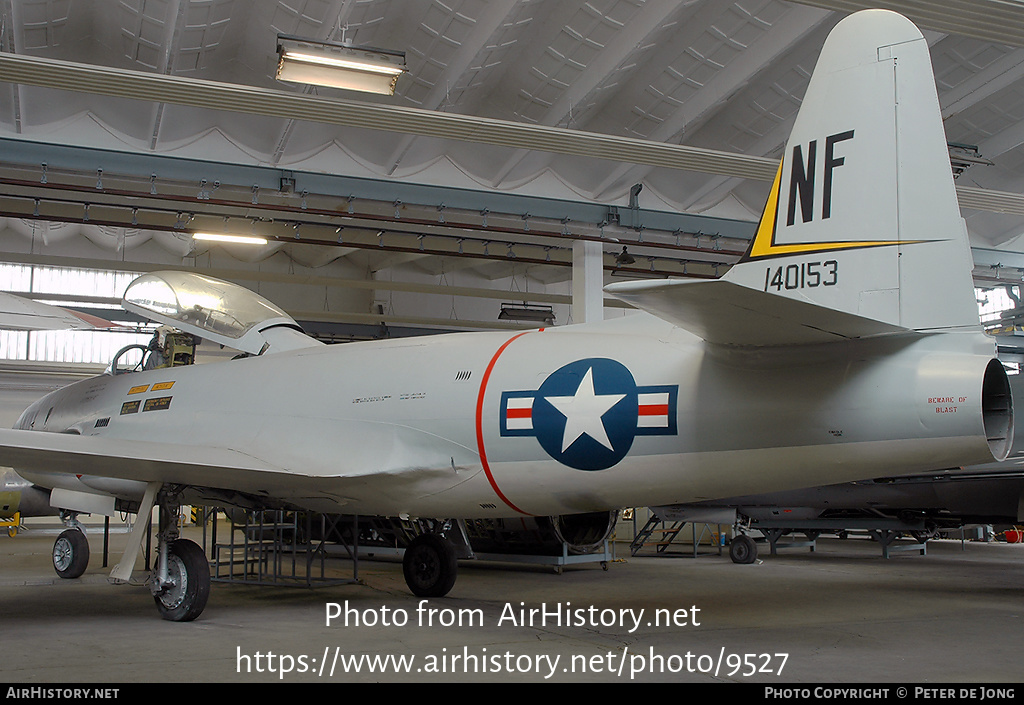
724, 9, 979, 333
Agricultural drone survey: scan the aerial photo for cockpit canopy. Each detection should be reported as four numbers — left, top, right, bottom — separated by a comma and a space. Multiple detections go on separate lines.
122, 271, 314, 356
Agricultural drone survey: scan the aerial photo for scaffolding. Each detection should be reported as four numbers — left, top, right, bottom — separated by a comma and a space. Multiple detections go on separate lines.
206, 509, 361, 587
629, 513, 725, 558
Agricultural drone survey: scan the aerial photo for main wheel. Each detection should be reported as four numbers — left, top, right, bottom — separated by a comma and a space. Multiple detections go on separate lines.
53, 528, 89, 579
153, 539, 210, 622
729, 534, 757, 564
403, 534, 457, 597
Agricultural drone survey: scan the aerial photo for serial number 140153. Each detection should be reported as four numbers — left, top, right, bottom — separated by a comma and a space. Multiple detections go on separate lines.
763, 260, 838, 292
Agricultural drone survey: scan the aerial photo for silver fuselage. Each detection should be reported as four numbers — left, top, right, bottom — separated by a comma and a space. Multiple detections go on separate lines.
15, 314, 1007, 519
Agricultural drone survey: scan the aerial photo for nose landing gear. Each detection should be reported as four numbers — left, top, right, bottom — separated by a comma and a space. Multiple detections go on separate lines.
53, 528, 89, 579
729, 533, 758, 564
52, 511, 90, 579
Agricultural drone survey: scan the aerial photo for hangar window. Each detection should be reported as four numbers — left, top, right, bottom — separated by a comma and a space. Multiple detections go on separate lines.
0, 264, 153, 365
977, 285, 1021, 375
977, 285, 1017, 325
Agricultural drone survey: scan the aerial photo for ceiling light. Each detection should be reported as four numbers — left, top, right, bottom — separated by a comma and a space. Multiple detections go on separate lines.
192, 232, 268, 245
609, 269, 668, 280
615, 246, 636, 266
277, 35, 406, 95
498, 303, 555, 326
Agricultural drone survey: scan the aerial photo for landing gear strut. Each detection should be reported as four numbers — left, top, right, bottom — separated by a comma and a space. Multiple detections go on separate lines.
149, 491, 210, 622
153, 538, 210, 622
729, 515, 758, 564
52, 511, 89, 579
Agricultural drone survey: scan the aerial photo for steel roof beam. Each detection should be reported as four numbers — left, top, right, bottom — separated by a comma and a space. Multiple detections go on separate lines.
0, 53, 1019, 217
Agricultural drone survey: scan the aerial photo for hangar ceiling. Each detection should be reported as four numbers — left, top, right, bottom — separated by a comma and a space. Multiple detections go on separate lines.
0, 0, 1023, 336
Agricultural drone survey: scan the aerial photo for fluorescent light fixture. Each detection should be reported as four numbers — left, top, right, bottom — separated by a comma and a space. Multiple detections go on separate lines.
277, 35, 406, 95
192, 232, 268, 245
498, 303, 555, 326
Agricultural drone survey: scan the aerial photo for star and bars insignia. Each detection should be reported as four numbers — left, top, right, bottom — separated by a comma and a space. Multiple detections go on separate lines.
499, 358, 678, 471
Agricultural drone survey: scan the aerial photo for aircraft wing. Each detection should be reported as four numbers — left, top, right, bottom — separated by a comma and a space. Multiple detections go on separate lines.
603, 279, 910, 346
0, 291, 114, 331
0, 427, 481, 513
0, 427, 284, 485
0, 428, 366, 512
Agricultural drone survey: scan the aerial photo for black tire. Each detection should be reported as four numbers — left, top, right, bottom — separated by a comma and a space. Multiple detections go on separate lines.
53, 528, 89, 579
729, 534, 757, 564
153, 539, 210, 622
403, 534, 458, 597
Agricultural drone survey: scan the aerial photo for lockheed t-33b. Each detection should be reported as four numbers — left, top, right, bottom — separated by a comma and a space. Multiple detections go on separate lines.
0, 9, 1013, 621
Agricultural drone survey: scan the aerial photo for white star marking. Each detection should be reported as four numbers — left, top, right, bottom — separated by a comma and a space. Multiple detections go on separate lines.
544, 367, 625, 452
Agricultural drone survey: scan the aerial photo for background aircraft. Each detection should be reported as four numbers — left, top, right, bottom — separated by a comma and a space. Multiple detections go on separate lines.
645, 369, 1024, 563
0, 9, 1014, 621
1, 467, 56, 534
0, 291, 115, 332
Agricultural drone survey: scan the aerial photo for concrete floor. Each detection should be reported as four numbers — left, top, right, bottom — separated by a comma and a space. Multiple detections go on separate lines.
1, 521, 1022, 683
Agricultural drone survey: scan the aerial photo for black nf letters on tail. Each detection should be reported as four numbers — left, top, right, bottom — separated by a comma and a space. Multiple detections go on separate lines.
786, 130, 855, 226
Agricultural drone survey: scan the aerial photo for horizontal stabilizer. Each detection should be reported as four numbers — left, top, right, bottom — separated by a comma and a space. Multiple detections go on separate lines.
604, 278, 910, 346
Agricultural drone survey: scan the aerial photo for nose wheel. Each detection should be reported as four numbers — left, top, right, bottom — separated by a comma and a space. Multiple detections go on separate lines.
729, 534, 758, 564
52, 528, 90, 579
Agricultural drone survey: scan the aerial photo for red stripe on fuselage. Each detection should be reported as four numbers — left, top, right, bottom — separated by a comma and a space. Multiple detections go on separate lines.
638, 404, 669, 416
476, 331, 537, 515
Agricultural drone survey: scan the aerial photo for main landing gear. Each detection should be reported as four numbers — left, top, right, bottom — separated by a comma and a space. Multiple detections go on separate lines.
149, 492, 209, 622
403, 534, 458, 597
402, 521, 468, 598
106, 483, 210, 622
51, 488, 210, 620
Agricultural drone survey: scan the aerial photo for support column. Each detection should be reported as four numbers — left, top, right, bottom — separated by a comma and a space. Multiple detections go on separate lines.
572, 240, 604, 324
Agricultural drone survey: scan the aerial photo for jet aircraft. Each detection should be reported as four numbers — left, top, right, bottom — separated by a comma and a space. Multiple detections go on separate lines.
0, 9, 1013, 621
